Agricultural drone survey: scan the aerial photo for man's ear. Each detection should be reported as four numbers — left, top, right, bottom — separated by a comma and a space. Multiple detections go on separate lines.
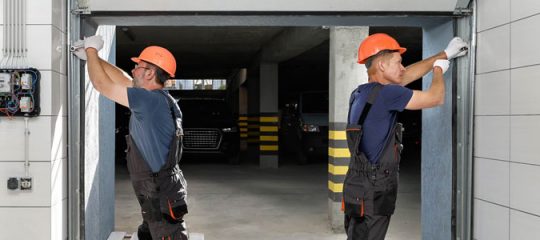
145, 68, 156, 80
377, 59, 386, 72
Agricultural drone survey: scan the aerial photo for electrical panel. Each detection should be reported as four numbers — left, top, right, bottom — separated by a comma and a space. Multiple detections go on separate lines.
0, 68, 40, 117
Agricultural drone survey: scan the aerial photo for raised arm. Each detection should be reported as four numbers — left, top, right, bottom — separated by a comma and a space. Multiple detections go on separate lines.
405, 60, 449, 110
401, 37, 469, 87
84, 36, 130, 107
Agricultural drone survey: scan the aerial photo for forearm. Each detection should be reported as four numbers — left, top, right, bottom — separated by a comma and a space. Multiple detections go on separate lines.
402, 51, 447, 86
86, 49, 112, 91
427, 68, 445, 106
98, 59, 133, 87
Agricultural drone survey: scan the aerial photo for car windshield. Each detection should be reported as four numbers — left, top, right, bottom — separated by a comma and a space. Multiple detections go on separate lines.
301, 92, 328, 113
179, 99, 233, 119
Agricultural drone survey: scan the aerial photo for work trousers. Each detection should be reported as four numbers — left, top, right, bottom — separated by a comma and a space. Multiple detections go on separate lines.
138, 221, 189, 240
344, 214, 391, 240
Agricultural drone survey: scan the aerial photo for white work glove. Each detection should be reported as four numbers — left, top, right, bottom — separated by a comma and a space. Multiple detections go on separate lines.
71, 40, 87, 60
83, 35, 104, 51
433, 59, 450, 74
444, 37, 469, 60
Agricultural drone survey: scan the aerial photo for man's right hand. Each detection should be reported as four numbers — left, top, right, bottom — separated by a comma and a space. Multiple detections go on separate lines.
84, 35, 104, 51
433, 59, 450, 74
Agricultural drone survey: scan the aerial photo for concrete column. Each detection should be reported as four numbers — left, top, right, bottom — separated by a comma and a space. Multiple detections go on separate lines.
246, 66, 260, 164
259, 63, 279, 168
328, 26, 369, 232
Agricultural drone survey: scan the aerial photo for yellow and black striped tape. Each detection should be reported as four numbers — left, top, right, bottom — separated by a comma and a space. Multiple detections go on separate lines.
239, 115, 248, 139
328, 122, 350, 201
259, 113, 279, 155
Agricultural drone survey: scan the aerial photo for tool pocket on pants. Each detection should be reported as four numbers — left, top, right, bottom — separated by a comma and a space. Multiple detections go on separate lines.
159, 172, 188, 224
373, 186, 398, 216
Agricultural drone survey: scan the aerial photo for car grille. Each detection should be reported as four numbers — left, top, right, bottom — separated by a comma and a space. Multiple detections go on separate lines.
183, 128, 221, 149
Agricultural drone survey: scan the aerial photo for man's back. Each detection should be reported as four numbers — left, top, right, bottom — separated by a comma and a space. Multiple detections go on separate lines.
348, 82, 412, 164
127, 88, 175, 172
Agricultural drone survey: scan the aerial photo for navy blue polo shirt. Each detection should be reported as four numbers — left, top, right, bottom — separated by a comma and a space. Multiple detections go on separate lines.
127, 88, 175, 172
348, 82, 413, 164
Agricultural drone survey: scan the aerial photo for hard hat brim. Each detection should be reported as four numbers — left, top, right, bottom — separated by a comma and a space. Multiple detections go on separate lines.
131, 57, 141, 63
358, 47, 407, 64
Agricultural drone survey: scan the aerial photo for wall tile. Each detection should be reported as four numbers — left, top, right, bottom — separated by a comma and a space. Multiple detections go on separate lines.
0, 0, 52, 25
475, 71, 510, 115
510, 209, 540, 240
511, 0, 540, 21
27, 25, 52, 70
0, 116, 66, 161
0, 208, 51, 238
510, 163, 540, 215
477, 25, 510, 73
477, 0, 510, 32
511, 65, 540, 115
474, 116, 510, 160
0, 162, 51, 206
511, 116, 540, 165
511, 14, 540, 68
473, 199, 509, 240
474, 158, 509, 205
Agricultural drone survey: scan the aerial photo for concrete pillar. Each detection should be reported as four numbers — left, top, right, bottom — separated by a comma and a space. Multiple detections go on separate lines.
259, 63, 279, 168
239, 86, 248, 151
246, 66, 260, 164
328, 26, 369, 232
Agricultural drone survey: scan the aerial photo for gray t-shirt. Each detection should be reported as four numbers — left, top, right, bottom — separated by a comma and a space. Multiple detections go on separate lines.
127, 88, 175, 172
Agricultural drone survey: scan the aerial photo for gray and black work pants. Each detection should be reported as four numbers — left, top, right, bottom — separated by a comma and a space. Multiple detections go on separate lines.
345, 214, 391, 240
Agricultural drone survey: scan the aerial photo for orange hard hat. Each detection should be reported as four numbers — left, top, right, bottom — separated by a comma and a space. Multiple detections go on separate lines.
131, 46, 176, 77
357, 33, 407, 64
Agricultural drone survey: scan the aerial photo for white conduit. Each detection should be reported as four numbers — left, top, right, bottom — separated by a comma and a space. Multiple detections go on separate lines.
1, 0, 28, 68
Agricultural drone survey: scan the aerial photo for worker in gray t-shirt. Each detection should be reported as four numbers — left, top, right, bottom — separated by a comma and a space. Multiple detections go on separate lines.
72, 35, 188, 240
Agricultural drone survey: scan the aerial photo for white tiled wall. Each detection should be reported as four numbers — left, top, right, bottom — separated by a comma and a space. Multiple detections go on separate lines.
0, 0, 67, 239
475, 0, 540, 239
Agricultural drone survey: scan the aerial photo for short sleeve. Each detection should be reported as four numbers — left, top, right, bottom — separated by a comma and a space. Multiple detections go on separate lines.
383, 85, 413, 112
127, 88, 165, 119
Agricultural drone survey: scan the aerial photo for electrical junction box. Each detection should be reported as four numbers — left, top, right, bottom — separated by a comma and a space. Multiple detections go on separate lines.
0, 68, 41, 117
0, 73, 10, 94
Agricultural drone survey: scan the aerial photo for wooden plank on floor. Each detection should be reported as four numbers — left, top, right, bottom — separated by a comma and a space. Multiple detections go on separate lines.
107, 232, 126, 240
191, 232, 205, 240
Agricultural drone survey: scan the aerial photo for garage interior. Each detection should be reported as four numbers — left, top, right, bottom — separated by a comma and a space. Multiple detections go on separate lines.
109, 26, 424, 239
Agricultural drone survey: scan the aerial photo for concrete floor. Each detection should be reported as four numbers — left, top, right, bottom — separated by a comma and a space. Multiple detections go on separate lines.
115, 157, 420, 240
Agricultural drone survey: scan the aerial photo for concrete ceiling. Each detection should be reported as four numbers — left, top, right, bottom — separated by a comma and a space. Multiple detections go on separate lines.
114, 26, 419, 79
116, 26, 329, 78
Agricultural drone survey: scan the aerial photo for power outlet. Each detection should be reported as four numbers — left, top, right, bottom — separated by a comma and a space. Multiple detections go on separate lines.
20, 177, 32, 190
7, 177, 18, 190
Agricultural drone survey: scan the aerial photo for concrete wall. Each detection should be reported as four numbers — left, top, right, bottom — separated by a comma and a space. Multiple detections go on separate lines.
474, 0, 540, 239
0, 0, 68, 239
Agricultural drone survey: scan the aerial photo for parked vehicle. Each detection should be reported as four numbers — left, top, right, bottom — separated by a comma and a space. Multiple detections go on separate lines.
177, 97, 240, 164
287, 91, 329, 164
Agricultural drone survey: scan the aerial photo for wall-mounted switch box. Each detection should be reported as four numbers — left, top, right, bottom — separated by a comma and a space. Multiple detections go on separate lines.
20, 177, 32, 190
7, 177, 18, 190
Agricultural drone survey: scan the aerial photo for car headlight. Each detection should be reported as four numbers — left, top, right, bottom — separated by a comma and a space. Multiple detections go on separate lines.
222, 127, 238, 132
302, 124, 320, 132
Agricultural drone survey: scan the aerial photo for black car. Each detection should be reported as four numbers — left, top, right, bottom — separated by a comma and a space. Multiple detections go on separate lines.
178, 98, 240, 164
